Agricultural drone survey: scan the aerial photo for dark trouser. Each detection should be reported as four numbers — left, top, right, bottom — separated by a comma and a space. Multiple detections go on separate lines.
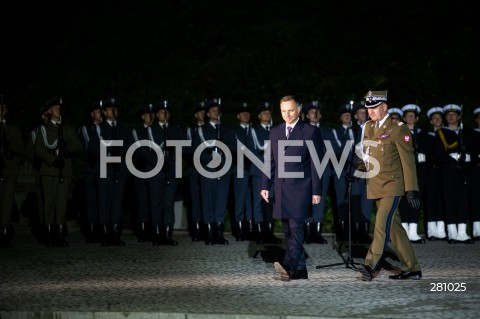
42, 176, 69, 225
149, 175, 178, 227
134, 176, 149, 223
234, 169, 252, 222
252, 175, 274, 223
188, 167, 202, 223
305, 173, 331, 223
0, 175, 17, 227
200, 174, 231, 224
468, 165, 480, 221
441, 165, 469, 224
84, 174, 99, 224
282, 218, 307, 271
351, 178, 374, 223
424, 166, 444, 222
98, 174, 126, 226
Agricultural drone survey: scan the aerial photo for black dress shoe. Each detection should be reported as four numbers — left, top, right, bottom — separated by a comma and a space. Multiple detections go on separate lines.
358, 264, 374, 282
289, 269, 308, 280
410, 238, 425, 244
389, 271, 422, 280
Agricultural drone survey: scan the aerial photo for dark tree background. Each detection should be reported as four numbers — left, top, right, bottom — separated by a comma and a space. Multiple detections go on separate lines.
2, 0, 479, 132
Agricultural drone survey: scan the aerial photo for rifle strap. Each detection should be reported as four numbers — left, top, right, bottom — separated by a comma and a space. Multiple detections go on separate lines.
437, 128, 458, 151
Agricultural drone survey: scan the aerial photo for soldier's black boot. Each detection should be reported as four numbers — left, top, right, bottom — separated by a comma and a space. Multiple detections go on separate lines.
236, 220, 245, 241
205, 223, 215, 245
304, 222, 314, 243
44, 224, 54, 247
265, 222, 281, 244
192, 221, 202, 242
100, 224, 109, 246
56, 224, 68, 247
215, 222, 229, 245
314, 222, 328, 244
152, 225, 162, 246
138, 222, 149, 242
86, 223, 98, 243
255, 223, 264, 244
164, 225, 179, 246
247, 220, 255, 241
110, 224, 125, 246
0, 227, 11, 248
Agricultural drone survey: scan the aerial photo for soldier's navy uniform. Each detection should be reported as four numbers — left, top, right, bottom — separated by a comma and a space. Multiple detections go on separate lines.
78, 101, 102, 242
398, 104, 425, 243
185, 101, 206, 241
88, 98, 133, 246
191, 98, 235, 245
302, 101, 331, 244
250, 102, 281, 244
467, 107, 480, 240
435, 104, 472, 243
141, 101, 186, 245
0, 104, 24, 247
418, 107, 447, 240
131, 104, 155, 242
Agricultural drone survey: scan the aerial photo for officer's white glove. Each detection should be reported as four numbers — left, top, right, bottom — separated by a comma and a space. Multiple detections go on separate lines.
417, 153, 426, 163
465, 154, 471, 162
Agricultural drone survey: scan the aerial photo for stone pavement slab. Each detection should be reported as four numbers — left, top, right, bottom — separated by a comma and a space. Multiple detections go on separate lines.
1, 231, 480, 319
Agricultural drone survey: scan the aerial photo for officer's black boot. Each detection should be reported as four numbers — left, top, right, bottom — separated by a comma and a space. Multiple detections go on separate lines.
100, 224, 109, 246
56, 224, 68, 247
164, 225, 179, 246
263, 222, 281, 244
314, 222, 328, 244
205, 223, 215, 245
215, 222, 229, 245
110, 224, 125, 246
236, 220, 245, 242
304, 222, 314, 243
138, 222, 149, 242
152, 225, 162, 246
192, 221, 202, 242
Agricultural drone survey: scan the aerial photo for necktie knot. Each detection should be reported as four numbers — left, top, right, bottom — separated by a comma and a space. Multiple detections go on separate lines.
286, 126, 293, 139
266, 125, 270, 132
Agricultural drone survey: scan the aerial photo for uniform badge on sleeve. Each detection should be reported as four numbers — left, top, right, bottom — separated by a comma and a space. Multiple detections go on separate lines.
404, 135, 410, 142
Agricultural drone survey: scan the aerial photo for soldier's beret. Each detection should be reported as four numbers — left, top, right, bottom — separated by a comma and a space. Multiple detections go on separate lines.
364, 90, 388, 107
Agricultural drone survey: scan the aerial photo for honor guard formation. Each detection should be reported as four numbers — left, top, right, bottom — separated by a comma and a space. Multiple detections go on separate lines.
1, 93, 479, 266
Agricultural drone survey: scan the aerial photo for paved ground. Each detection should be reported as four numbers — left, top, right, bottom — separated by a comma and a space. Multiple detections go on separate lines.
1, 226, 480, 319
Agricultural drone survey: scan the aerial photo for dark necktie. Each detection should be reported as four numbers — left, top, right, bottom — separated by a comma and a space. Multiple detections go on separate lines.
266, 125, 270, 132
286, 126, 292, 139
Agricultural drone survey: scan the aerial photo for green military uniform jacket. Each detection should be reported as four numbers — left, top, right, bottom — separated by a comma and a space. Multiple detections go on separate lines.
362, 116, 419, 199
34, 121, 82, 177
1, 122, 24, 176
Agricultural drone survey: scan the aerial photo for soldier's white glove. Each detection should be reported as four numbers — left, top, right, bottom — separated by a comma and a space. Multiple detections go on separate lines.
465, 154, 471, 162
449, 153, 459, 161
417, 153, 426, 163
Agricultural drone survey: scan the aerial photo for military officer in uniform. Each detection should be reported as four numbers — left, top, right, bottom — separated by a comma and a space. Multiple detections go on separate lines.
398, 104, 425, 243
303, 101, 331, 244
78, 100, 103, 242
357, 90, 422, 281
192, 98, 235, 245
142, 101, 186, 245
468, 108, 480, 240
131, 104, 155, 242
34, 97, 82, 247
250, 102, 281, 244
435, 104, 472, 243
88, 98, 133, 246
0, 101, 24, 247
232, 102, 255, 241
186, 101, 206, 241
418, 107, 447, 240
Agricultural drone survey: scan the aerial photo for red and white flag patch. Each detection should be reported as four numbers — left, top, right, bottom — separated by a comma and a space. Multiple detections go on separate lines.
404, 135, 410, 142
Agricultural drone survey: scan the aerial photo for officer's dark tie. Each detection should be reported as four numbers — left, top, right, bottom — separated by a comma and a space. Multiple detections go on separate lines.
266, 125, 270, 132
286, 126, 292, 139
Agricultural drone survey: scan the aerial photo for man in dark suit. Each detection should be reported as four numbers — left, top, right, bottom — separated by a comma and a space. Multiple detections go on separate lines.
261, 95, 323, 280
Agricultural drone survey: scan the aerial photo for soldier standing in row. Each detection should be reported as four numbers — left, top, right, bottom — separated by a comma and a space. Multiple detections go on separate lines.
418, 107, 447, 240
251, 102, 281, 244
435, 104, 472, 243
192, 98, 235, 245
0, 101, 24, 247
399, 104, 424, 243
144, 101, 185, 245
131, 104, 155, 242
88, 98, 133, 246
78, 101, 103, 242
467, 108, 480, 240
34, 98, 82, 247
